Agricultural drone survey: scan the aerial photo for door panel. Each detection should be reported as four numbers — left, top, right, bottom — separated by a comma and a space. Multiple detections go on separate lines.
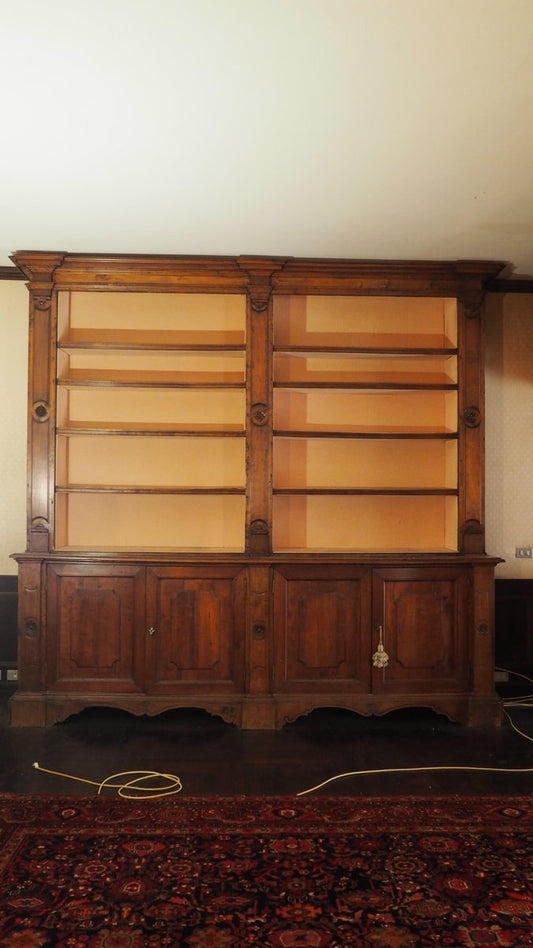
46, 564, 146, 692
146, 566, 246, 694
372, 568, 468, 694
273, 566, 371, 693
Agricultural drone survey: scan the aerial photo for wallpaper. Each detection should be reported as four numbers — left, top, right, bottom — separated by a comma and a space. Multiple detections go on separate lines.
0, 281, 28, 574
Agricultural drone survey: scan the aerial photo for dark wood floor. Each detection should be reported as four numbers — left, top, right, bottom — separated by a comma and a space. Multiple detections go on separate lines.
1, 684, 532, 797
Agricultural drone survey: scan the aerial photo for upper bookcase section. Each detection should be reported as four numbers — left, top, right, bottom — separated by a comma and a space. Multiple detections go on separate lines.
12, 252, 505, 556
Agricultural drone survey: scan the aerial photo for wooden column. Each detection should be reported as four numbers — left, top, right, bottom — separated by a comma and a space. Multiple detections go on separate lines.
239, 257, 287, 555
11, 252, 65, 553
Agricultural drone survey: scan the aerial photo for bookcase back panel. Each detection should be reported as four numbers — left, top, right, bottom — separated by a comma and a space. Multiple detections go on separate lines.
58, 349, 246, 383
274, 439, 457, 490
274, 352, 457, 385
273, 295, 457, 347
57, 435, 245, 488
59, 291, 247, 337
273, 389, 457, 433
55, 493, 246, 551
272, 494, 458, 552
57, 387, 246, 429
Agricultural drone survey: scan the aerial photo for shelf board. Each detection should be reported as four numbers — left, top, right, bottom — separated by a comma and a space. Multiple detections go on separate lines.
272, 488, 458, 495
56, 486, 246, 494
273, 429, 457, 439
57, 425, 246, 436
273, 381, 457, 391
57, 378, 246, 389
58, 329, 246, 348
272, 332, 457, 350
59, 371, 245, 384
54, 545, 246, 553
274, 374, 456, 385
274, 344, 458, 356
271, 546, 459, 554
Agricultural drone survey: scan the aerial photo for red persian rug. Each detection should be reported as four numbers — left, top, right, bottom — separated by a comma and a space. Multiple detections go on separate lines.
0, 794, 532, 947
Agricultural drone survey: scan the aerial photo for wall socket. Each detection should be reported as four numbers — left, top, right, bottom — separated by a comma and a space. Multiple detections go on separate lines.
515, 547, 533, 558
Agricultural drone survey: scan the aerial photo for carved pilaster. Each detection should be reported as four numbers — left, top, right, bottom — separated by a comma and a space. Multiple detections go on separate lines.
10, 254, 65, 552
455, 270, 498, 556
238, 259, 287, 555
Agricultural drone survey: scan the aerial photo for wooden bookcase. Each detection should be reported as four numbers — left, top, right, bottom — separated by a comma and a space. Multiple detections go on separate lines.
10, 252, 504, 727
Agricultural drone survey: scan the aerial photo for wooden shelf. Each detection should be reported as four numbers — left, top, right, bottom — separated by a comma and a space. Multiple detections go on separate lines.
274, 381, 457, 390
274, 344, 458, 354
274, 430, 457, 438
58, 378, 246, 389
273, 488, 458, 495
56, 486, 247, 494
59, 330, 246, 348
57, 425, 246, 436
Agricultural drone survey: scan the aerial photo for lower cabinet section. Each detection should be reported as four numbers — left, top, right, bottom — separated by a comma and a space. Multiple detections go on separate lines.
10, 556, 502, 727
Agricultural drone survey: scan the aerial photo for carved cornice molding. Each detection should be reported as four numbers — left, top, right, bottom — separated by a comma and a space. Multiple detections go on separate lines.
10, 252, 531, 297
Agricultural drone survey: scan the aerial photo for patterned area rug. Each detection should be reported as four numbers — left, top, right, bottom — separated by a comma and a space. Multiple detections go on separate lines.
0, 794, 532, 947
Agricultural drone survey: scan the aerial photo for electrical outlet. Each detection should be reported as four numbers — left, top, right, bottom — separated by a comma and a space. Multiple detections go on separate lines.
6, 669, 18, 681
515, 547, 533, 558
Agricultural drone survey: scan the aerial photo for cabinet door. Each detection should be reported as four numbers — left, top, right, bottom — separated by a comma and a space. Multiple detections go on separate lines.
272, 566, 372, 693
46, 564, 146, 692
145, 566, 246, 694
372, 568, 468, 694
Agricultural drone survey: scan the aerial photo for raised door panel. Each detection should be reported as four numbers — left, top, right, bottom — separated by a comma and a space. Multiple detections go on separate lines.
146, 566, 246, 694
372, 568, 468, 694
45, 565, 146, 692
272, 566, 372, 693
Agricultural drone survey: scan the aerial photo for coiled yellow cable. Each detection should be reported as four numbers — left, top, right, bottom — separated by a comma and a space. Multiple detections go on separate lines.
33, 762, 182, 799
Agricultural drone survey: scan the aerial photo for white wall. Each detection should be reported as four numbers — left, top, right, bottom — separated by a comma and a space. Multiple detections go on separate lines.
0, 281, 531, 576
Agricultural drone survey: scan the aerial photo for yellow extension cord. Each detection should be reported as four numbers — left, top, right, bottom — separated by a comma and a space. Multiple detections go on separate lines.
32, 762, 182, 799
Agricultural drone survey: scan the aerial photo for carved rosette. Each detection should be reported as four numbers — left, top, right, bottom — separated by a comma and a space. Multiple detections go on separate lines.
463, 406, 481, 428
251, 403, 269, 426
24, 618, 39, 638
32, 401, 50, 423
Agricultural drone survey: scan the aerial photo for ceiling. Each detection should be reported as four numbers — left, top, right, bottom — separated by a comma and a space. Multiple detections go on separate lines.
2, 0, 533, 277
